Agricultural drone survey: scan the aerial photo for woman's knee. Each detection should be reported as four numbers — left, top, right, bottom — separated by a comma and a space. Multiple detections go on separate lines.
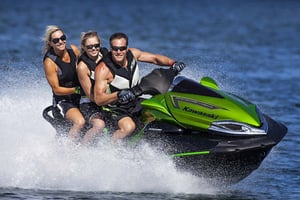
91, 118, 105, 130
75, 117, 86, 127
67, 109, 86, 127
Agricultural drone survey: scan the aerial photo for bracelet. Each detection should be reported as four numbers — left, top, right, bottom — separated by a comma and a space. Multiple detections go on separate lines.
74, 86, 80, 94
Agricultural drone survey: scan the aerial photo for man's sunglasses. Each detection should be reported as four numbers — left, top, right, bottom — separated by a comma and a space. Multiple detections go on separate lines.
52, 35, 66, 44
111, 46, 127, 51
86, 43, 100, 50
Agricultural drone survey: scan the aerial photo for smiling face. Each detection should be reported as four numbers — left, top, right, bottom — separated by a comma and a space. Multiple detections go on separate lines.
84, 36, 100, 59
50, 30, 66, 51
110, 38, 128, 66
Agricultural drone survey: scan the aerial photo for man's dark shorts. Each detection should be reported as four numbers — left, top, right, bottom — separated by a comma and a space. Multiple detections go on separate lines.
103, 98, 143, 127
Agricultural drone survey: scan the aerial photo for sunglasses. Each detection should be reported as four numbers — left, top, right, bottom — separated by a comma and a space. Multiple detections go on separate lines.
86, 43, 100, 50
52, 35, 66, 44
111, 46, 127, 51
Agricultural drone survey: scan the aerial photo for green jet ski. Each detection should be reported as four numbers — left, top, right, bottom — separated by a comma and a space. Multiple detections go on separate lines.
43, 68, 288, 184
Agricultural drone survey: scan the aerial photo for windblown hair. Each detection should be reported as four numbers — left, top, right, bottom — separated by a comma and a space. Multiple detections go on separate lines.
80, 31, 100, 52
42, 25, 63, 53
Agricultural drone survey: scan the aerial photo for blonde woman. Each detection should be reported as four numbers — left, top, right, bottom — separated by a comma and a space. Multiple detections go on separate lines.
77, 31, 108, 145
42, 25, 84, 142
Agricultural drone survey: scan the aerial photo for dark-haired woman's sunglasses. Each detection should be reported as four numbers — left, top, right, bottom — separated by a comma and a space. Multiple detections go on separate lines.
52, 35, 66, 44
86, 43, 100, 50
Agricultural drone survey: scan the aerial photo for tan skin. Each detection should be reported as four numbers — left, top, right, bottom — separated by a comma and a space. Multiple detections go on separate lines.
43, 30, 84, 141
94, 37, 175, 141
77, 36, 105, 145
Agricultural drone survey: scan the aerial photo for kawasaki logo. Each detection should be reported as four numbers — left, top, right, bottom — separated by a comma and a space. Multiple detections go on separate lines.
171, 95, 225, 119
182, 106, 218, 119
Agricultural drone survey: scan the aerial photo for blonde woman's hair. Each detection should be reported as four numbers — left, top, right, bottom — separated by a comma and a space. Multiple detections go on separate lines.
42, 25, 63, 53
80, 31, 100, 52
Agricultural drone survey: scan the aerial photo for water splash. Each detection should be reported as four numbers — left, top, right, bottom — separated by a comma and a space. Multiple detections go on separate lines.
0, 65, 218, 195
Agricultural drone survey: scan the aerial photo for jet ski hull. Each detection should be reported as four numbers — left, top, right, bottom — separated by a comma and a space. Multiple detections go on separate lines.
139, 114, 287, 184
42, 105, 287, 184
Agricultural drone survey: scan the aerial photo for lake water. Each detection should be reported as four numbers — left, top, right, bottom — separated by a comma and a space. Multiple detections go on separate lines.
0, 0, 299, 199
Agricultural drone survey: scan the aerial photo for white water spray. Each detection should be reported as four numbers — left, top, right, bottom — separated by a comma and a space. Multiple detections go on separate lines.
0, 63, 218, 194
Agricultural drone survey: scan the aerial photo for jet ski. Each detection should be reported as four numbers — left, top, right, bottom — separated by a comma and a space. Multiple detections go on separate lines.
42, 68, 288, 184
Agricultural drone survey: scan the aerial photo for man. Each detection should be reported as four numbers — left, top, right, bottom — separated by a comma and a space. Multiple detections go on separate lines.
94, 32, 185, 141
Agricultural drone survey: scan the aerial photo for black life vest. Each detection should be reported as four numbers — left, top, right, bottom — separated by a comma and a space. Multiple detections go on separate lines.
77, 47, 108, 96
102, 50, 140, 93
43, 46, 79, 100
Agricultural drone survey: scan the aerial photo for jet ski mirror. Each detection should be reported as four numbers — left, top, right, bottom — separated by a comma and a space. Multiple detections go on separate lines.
200, 76, 219, 90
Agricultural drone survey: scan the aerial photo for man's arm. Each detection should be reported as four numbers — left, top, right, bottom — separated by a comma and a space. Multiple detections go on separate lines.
94, 62, 119, 106
130, 48, 185, 74
130, 48, 175, 66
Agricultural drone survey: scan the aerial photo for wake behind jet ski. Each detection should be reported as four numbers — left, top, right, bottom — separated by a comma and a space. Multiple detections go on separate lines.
43, 68, 288, 184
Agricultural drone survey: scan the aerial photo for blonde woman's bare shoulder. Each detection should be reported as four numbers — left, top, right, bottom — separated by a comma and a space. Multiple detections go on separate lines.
70, 44, 81, 56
